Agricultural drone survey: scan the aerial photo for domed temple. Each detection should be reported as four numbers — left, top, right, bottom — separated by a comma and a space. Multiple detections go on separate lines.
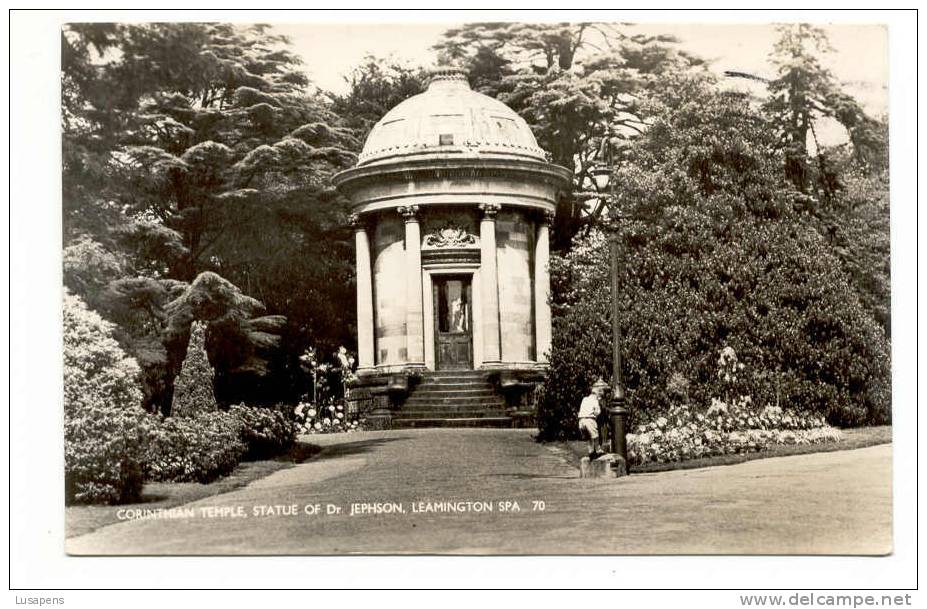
333, 67, 572, 428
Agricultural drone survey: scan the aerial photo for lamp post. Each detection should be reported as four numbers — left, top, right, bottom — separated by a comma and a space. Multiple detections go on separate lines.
589, 161, 629, 467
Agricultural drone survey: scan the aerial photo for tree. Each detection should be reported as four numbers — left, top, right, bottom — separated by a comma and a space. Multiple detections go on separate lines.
436, 22, 706, 249
760, 25, 891, 334
763, 24, 886, 201
331, 55, 425, 136
539, 78, 890, 439
62, 23, 358, 410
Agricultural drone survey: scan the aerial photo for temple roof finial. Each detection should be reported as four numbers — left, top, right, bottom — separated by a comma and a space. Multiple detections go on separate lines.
425, 64, 470, 89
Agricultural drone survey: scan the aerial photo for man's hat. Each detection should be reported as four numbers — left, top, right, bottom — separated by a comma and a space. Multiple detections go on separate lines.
591, 378, 610, 391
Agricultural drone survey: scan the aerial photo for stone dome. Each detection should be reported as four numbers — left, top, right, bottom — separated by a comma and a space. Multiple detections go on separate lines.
357, 67, 547, 166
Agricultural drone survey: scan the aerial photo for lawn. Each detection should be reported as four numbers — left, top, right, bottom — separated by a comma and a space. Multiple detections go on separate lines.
557, 425, 892, 473
65, 441, 321, 538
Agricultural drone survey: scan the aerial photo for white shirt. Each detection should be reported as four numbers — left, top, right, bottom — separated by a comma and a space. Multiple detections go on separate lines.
577, 394, 600, 419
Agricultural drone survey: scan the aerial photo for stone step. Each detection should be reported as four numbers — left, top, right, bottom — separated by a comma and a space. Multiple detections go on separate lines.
410, 387, 497, 397
404, 397, 505, 407
395, 409, 508, 419
408, 385, 496, 393
401, 402, 506, 412
420, 371, 490, 377
391, 416, 513, 429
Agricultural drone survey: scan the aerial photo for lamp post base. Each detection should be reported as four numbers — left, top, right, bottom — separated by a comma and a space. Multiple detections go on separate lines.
608, 399, 629, 472
579, 453, 628, 478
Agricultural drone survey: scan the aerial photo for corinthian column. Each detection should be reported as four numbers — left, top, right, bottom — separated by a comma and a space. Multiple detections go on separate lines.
351, 214, 375, 369
479, 203, 501, 364
534, 210, 554, 363
398, 205, 424, 366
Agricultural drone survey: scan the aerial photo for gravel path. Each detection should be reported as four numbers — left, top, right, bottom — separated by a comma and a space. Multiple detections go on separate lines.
66, 429, 891, 555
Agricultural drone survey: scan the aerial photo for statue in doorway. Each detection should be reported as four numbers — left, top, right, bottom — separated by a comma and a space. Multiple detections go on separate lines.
450, 295, 468, 332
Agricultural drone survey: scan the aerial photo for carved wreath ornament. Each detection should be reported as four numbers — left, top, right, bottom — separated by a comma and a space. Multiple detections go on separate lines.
424, 222, 478, 249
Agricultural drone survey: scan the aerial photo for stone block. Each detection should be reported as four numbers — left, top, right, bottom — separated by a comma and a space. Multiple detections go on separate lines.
579, 453, 629, 478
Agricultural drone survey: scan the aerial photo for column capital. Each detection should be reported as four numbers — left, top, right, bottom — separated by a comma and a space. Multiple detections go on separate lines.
541, 210, 556, 225
348, 213, 364, 229
397, 205, 420, 222
479, 202, 501, 219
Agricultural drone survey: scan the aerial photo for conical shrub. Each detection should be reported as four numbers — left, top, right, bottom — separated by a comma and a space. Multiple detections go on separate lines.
171, 321, 218, 417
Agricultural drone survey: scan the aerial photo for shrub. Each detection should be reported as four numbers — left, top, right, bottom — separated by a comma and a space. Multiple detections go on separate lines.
171, 321, 218, 417
63, 291, 149, 504
539, 218, 891, 440
229, 404, 297, 459
145, 405, 297, 482
540, 82, 889, 440
145, 412, 246, 483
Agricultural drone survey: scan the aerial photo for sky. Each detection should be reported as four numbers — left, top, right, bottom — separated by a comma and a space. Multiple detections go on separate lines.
274, 21, 886, 107
272, 21, 888, 145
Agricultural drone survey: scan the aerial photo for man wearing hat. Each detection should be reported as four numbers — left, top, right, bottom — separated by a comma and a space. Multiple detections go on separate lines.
578, 378, 609, 459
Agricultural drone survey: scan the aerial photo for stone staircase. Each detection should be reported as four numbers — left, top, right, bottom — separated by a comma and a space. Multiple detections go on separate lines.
391, 370, 512, 428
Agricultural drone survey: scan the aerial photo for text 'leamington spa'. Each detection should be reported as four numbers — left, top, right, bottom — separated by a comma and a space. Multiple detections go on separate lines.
116, 500, 544, 521
350, 500, 535, 515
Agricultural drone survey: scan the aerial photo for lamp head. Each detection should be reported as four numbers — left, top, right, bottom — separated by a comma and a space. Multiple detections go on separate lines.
591, 164, 612, 191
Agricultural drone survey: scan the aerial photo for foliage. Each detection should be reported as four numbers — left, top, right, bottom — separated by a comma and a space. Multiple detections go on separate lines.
170, 321, 219, 417
538, 80, 890, 440
627, 398, 842, 465
762, 23, 887, 200
145, 412, 246, 483
810, 150, 891, 335
63, 290, 145, 412
292, 345, 362, 433
63, 291, 149, 504
229, 404, 297, 459
146, 404, 296, 483
540, 217, 890, 439
64, 290, 294, 495
62, 22, 357, 411
436, 22, 706, 248
60, 23, 890, 454
332, 55, 425, 135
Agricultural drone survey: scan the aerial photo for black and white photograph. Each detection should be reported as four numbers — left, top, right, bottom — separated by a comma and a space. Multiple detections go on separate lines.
7, 7, 920, 595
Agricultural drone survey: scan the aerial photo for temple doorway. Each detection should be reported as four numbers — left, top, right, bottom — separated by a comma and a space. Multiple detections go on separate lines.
433, 275, 473, 370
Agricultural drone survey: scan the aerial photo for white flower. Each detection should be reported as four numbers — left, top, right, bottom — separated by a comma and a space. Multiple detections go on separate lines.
306, 408, 317, 419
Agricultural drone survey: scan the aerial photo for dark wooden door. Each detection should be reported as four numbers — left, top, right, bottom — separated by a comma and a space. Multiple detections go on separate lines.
433, 276, 473, 370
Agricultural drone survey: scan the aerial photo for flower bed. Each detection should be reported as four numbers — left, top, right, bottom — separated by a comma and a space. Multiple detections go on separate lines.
293, 400, 363, 434
628, 398, 842, 465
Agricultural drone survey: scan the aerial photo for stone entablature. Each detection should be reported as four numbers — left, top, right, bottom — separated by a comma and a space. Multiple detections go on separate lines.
331, 157, 571, 216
